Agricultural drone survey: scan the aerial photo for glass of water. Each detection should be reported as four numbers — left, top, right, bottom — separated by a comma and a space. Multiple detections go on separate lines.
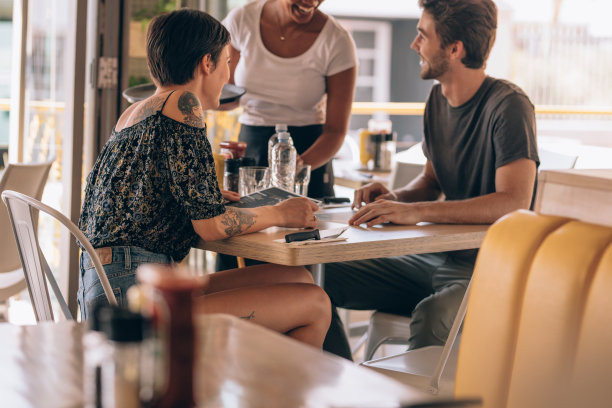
239, 166, 270, 196
294, 164, 311, 196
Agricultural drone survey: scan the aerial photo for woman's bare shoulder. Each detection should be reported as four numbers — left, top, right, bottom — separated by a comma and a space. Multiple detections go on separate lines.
115, 94, 166, 132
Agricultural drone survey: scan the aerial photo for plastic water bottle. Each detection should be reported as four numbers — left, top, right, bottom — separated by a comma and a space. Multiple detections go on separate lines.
267, 123, 289, 165
271, 131, 296, 192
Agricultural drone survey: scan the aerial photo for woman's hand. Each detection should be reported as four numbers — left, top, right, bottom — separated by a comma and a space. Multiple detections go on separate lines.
274, 197, 319, 229
221, 190, 240, 202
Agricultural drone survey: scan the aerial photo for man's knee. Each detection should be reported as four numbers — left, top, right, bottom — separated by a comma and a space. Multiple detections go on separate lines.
408, 287, 466, 349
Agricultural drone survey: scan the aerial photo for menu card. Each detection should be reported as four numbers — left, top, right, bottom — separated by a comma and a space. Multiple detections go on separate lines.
226, 187, 320, 208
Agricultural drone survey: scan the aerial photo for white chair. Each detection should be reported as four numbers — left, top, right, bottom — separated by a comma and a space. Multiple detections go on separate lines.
389, 142, 425, 190
537, 147, 577, 171
362, 281, 471, 397
0, 161, 54, 307
1, 190, 117, 322
362, 311, 413, 361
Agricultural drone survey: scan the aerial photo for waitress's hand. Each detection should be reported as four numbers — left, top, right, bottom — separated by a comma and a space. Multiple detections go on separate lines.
296, 154, 305, 170
221, 190, 240, 202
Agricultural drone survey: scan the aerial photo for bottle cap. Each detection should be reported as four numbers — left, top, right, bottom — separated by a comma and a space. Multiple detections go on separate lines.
275, 124, 288, 132
98, 306, 147, 343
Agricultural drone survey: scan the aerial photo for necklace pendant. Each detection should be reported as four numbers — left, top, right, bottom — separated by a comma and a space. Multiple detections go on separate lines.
280, 36, 286, 41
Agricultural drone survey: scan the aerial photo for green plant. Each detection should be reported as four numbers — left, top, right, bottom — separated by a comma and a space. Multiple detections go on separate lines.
132, 0, 177, 30
128, 75, 152, 88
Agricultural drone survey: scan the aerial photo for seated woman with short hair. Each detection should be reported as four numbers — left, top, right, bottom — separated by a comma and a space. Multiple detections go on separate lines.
78, 9, 330, 348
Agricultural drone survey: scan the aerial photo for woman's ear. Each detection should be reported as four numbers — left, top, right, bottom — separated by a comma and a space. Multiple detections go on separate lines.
200, 54, 214, 75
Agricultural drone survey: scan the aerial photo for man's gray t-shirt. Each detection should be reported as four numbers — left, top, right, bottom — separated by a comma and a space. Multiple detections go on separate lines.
422, 76, 539, 204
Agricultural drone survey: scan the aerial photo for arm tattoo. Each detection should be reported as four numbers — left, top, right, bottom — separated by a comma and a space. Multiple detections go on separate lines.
178, 91, 204, 127
240, 311, 255, 320
220, 207, 256, 237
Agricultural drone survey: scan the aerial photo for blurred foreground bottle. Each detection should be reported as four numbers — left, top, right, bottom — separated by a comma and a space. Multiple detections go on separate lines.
136, 264, 209, 408
95, 306, 148, 408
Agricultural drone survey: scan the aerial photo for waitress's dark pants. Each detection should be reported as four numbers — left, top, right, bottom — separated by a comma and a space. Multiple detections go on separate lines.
215, 124, 335, 271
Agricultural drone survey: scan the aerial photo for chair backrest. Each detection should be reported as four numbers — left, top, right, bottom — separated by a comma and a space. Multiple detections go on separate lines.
0, 160, 54, 273
389, 142, 425, 190
569, 245, 612, 407
454, 210, 612, 408
537, 147, 578, 171
1, 190, 117, 322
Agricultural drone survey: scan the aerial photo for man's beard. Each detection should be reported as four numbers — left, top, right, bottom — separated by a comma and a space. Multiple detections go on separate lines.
421, 48, 450, 80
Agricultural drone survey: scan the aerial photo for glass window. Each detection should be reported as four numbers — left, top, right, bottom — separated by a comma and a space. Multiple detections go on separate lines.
0, 3, 11, 167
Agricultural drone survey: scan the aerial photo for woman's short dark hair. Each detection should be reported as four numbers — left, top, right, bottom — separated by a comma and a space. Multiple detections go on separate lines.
146, 8, 230, 86
419, 0, 497, 69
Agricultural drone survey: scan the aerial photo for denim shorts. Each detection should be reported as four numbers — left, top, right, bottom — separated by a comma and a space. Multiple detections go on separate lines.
77, 246, 173, 320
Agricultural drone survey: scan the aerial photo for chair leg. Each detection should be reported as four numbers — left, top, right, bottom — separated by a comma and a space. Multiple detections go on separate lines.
428, 280, 471, 394
236, 257, 246, 268
364, 312, 412, 361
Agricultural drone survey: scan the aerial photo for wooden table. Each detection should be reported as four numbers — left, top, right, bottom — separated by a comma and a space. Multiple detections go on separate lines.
199, 208, 488, 284
0, 316, 463, 408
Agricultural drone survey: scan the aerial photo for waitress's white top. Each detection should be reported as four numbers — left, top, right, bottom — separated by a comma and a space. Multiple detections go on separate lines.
223, 0, 357, 126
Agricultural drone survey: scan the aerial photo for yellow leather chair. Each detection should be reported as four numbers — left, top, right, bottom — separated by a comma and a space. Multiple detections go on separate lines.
567, 244, 612, 407
455, 210, 612, 408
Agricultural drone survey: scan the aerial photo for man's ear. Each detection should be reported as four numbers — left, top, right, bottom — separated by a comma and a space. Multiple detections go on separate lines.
449, 41, 465, 60
200, 54, 214, 75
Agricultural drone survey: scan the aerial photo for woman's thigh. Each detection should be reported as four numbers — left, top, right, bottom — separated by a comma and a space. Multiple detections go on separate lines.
197, 282, 329, 333
206, 263, 313, 294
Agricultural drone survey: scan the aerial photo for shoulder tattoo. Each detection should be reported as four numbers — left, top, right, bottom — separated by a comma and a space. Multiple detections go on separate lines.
133, 97, 162, 122
220, 207, 256, 237
178, 91, 204, 127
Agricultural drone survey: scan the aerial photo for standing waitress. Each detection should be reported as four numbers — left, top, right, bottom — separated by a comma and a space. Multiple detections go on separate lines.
217, 0, 357, 271
221, 0, 357, 199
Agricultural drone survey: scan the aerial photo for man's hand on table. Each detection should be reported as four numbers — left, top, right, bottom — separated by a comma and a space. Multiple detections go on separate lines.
352, 182, 398, 209
349, 200, 423, 227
